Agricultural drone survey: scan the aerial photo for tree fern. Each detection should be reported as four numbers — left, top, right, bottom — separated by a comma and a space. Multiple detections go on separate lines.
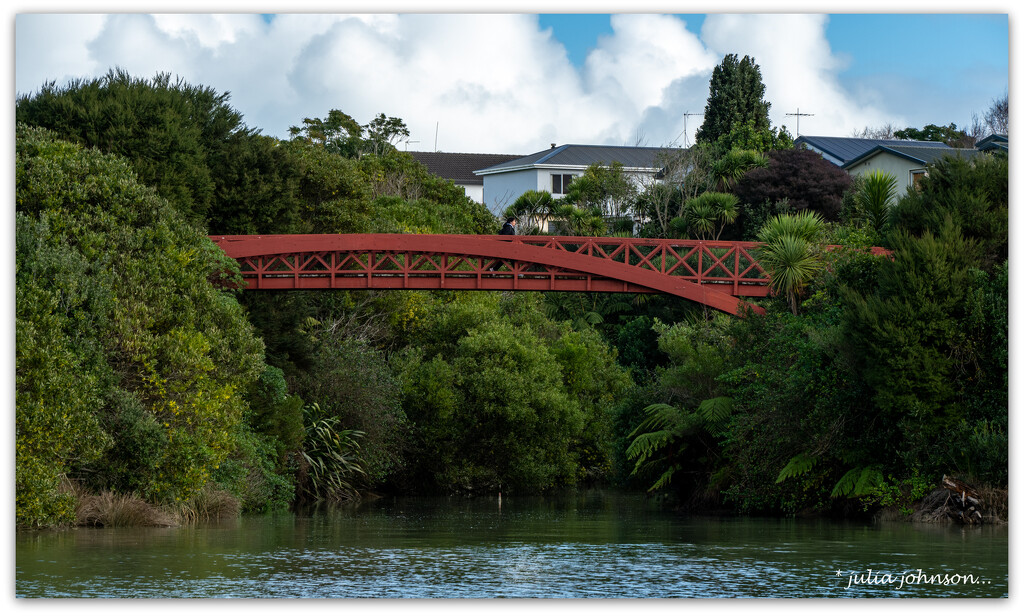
830, 466, 884, 498
626, 402, 724, 492
776, 452, 818, 483
697, 396, 733, 429
626, 403, 697, 491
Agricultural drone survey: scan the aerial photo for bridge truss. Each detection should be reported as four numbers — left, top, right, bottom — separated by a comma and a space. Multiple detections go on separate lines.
209, 234, 772, 315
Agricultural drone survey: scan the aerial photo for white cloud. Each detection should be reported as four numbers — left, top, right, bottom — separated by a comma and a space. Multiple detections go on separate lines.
14, 12, 946, 153
700, 14, 904, 137
585, 14, 716, 112
152, 14, 266, 49
15, 14, 107, 93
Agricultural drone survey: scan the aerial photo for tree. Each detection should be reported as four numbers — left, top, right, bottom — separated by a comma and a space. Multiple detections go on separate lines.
711, 149, 769, 191
634, 146, 716, 238
291, 110, 411, 159
364, 113, 411, 156
293, 332, 407, 486
16, 125, 266, 524
855, 169, 899, 234
289, 109, 364, 157
887, 153, 1008, 269
505, 189, 555, 234
718, 118, 794, 152
560, 162, 638, 222
756, 211, 826, 315
16, 69, 260, 230
624, 317, 735, 502
840, 221, 1000, 476
393, 292, 629, 493
983, 92, 1008, 135
670, 192, 739, 241
894, 123, 973, 148
695, 54, 771, 148
732, 148, 853, 223
850, 123, 898, 139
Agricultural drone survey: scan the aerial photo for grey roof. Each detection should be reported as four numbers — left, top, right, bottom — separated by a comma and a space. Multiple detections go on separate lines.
795, 135, 950, 165
842, 144, 985, 169
408, 151, 523, 185
976, 133, 1008, 152
474, 144, 683, 175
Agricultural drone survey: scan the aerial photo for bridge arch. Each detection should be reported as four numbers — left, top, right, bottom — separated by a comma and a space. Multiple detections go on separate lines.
210, 234, 770, 316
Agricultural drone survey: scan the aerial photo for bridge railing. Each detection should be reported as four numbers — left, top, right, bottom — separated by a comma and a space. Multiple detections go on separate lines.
508, 236, 770, 294
210, 234, 773, 297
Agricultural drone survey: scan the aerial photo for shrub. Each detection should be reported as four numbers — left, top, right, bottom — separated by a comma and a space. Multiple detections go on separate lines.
16, 124, 266, 524
733, 149, 853, 222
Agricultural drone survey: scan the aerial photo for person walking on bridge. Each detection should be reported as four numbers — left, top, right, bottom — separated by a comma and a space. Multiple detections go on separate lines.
499, 216, 517, 235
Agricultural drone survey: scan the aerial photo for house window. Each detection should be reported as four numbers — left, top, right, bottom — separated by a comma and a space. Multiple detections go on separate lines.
910, 170, 927, 190
551, 173, 576, 194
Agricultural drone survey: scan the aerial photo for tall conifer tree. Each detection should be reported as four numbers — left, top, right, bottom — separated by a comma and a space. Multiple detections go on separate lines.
695, 54, 772, 147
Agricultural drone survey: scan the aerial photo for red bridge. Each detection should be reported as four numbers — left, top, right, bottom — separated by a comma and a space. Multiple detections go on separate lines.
209, 234, 773, 315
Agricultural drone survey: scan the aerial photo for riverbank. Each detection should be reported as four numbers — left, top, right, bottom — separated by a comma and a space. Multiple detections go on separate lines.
37, 475, 1009, 531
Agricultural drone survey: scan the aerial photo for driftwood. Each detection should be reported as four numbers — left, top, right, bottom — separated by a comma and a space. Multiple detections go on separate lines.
913, 472, 983, 519
909, 476, 986, 525
938, 475, 984, 525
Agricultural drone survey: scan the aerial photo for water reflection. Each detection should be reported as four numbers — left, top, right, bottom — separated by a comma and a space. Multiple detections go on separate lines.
16, 491, 1008, 598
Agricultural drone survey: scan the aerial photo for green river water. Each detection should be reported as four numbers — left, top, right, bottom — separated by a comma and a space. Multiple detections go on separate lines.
15, 491, 1008, 598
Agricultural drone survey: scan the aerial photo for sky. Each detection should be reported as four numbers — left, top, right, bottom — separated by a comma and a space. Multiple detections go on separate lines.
10, 2, 1011, 156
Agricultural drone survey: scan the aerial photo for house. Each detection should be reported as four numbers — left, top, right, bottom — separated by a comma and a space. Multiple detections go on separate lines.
794, 135, 952, 167
975, 133, 1008, 154
408, 151, 523, 204
842, 144, 986, 194
473, 143, 682, 217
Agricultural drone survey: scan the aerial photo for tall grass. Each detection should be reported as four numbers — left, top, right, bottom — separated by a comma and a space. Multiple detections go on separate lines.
72, 483, 240, 527
76, 491, 175, 527
166, 486, 241, 524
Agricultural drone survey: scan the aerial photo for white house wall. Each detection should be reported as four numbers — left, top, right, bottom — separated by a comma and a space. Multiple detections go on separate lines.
846, 154, 923, 195
481, 168, 537, 216
459, 184, 484, 204
481, 165, 663, 218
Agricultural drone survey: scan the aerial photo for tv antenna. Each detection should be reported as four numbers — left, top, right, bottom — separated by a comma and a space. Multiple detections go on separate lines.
681, 111, 703, 146
786, 108, 814, 136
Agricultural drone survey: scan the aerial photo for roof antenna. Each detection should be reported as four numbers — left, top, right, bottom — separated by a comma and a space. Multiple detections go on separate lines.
786, 108, 814, 136
434, 122, 439, 152
682, 111, 703, 146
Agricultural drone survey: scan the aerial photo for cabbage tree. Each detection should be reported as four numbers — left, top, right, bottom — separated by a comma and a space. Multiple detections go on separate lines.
857, 169, 898, 233
756, 210, 825, 314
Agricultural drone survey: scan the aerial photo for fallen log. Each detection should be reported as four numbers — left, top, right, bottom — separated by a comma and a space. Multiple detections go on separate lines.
939, 475, 984, 525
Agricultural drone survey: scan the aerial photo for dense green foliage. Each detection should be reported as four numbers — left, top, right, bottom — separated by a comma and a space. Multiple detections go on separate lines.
16, 125, 266, 525
393, 292, 629, 493
16, 69, 303, 234
627, 152, 1008, 515
888, 153, 1008, 269
15, 68, 1007, 528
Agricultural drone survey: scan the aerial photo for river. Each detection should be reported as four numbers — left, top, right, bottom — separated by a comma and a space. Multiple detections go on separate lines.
15, 490, 1007, 598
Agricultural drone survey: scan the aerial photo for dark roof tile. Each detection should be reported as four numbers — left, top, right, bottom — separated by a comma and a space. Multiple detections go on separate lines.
408, 151, 523, 185
842, 144, 985, 169
795, 135, 950, 164
475, 144, 683, 174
